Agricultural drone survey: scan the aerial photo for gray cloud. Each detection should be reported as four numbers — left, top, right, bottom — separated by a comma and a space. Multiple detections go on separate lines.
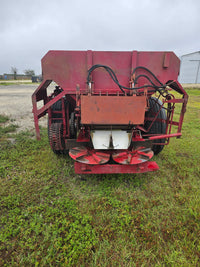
0, 0, 200, 74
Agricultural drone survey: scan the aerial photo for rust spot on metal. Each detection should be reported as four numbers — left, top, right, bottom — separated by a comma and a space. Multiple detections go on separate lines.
81, 95, 146, 125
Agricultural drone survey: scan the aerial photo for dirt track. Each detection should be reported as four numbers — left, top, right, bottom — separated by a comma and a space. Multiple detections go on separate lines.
0, 84, 48, 132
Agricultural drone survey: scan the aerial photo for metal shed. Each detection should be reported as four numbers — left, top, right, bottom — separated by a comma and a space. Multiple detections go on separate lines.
178, 51, 200, 84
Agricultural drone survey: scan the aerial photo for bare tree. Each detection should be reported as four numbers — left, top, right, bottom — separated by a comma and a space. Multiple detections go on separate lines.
24, 69, 35, 76
11, 67, 18, 80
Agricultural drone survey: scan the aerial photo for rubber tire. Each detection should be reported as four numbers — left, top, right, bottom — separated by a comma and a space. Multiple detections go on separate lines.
69, 112, 76, 138
48, 99, 66, 154
51, 100, 63, 118
48, 122, 65, 154
144, 97, 167, 155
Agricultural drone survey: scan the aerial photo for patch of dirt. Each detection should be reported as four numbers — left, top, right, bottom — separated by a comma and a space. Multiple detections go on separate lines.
0, 84, 54, 133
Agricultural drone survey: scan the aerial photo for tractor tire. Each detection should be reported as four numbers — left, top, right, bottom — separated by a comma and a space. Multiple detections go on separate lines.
144, 97, 167, 155
48, 99, 66, 154
51, 99, 63, 118
69, 112, 76, 138
48, 122, 65, 154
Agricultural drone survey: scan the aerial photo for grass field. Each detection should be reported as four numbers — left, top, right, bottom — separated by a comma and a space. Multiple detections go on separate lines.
0, 80, 35, 86
0, 89, 200, 266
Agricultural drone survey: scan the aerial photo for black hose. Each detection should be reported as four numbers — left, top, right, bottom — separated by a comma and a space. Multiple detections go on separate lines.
87, 64, 166, 94
132, 66, 163, 86
87, 64, 125, 94
134, 74, 158, 87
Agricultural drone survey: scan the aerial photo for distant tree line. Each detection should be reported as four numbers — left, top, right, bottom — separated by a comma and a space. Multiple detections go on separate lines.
9, 67, 35, 80
24, 69, 35, 76
0, 67, 36, 80
6, 67, 35, 80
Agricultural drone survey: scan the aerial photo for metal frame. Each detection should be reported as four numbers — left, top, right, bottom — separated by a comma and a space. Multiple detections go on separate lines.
32, 50, 188, 174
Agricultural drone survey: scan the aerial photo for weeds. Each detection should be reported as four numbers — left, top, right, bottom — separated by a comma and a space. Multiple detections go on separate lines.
0, 115, 18, 142
0, 80, 35, 86
0, 115, 9, 124
0, 89, 200, 266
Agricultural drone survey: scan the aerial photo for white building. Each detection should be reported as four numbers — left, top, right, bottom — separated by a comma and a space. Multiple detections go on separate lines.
179, 51, 200, 84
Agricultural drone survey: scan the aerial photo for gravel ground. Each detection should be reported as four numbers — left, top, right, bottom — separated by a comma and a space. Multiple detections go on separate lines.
0, 84, 49, 133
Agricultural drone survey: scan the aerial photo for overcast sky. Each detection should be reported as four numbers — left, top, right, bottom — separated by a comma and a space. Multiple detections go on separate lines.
0, 0, 200, 75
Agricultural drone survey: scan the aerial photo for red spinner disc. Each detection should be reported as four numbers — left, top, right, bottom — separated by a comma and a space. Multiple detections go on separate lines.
112, 147, 154, 165
69, 146, 110, 165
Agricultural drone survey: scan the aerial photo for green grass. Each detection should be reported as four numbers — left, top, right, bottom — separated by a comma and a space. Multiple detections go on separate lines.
0, 89, 200, 266
0, 115, 9, 124
0, 80, 38, 86
0, 82, 19, 86
0, 115, 18, 139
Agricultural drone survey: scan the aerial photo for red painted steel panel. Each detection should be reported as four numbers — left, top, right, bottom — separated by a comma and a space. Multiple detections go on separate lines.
81, 95, 146, 125
42, 51, 88, 91
91, 51, 133, 90
74, 161, 159, 174
40, 50, 180, 93
163, 52, 171, 68
136, 52, 180, 87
